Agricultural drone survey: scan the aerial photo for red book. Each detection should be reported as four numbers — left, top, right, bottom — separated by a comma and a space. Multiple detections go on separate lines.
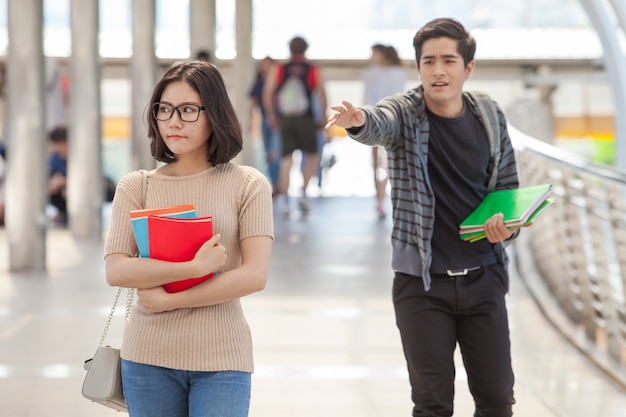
130, 204, 197, 258
147, 215, 215, 293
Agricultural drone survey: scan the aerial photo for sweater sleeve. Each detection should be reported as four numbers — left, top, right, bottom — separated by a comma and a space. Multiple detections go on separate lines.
347, 106, 396, 148
347, 93, 415, 149
238, 167, 274, 241
103, 170, 144, 258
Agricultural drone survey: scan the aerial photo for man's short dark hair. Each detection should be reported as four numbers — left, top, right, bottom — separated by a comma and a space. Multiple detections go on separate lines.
49, 126, 68, 143
289, 36, 308, 55
194, 49, 211, 62
413, 18, 476, 68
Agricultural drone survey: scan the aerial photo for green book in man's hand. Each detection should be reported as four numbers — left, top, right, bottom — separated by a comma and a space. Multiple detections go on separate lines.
460, 198, 553, 242
459, 184, 553, 235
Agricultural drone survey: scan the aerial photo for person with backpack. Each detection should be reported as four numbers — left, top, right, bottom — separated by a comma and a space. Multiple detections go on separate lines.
326, 18, 520, 417
263, 36, 327, 215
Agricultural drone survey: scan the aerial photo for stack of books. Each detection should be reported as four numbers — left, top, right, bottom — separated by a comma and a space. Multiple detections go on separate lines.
459, 184, 553, 243
130, 205, 214, 292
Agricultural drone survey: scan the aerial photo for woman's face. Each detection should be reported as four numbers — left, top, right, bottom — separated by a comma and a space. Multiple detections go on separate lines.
260, 58, 273, 76
370, 48, 386, 65
156, 80, 212, 162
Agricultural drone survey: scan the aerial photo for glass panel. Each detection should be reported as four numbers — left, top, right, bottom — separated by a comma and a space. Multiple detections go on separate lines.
250, 0, 596, 60
0, 0, 604, 59
100, 0, 132, 57
156, 0, 190, 59
0, 0, 6, 55
44, 0, 70, 56
215, 0, 235, 59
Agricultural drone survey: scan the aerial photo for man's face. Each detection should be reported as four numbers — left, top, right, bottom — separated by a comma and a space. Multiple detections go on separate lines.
50, 141, 68, 159
418, 37, 474, 116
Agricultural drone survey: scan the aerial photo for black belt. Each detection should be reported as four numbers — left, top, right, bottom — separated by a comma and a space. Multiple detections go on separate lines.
430, 266, 483, 277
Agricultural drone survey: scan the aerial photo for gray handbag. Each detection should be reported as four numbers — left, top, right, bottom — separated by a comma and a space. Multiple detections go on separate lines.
82, 170, 145, 411
82, 287, 134, 412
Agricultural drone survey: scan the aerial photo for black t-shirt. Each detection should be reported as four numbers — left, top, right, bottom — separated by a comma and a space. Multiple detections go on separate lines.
426, 98, 498, 270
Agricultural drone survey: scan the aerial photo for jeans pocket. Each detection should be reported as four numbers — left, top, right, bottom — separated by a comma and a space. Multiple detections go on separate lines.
488, 263, 510, 293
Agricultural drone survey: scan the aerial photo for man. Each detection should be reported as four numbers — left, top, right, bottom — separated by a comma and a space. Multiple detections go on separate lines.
263, 36, 327, 215
48, 126, 68, 224
326, 18, 519, 417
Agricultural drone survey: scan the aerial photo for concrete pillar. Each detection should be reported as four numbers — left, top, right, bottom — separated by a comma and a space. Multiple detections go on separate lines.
233, 0, 255, 167
131, 0, 157, 171
189, 0, 216, 60
69, 0, 102, 238
5, 0, 47, 270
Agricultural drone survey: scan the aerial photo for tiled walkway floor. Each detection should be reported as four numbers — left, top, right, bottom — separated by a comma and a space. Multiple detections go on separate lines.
1, 196, 626, 416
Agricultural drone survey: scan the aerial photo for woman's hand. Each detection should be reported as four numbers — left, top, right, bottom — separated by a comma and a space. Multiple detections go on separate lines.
137, 286, 172, 314
190, 234, 226, 278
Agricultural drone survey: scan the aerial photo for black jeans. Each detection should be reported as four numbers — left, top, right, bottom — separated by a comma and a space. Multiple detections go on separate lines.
393, 265, 515, 417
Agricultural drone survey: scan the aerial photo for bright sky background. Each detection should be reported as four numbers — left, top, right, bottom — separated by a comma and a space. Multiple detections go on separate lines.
0, 0, 606, 60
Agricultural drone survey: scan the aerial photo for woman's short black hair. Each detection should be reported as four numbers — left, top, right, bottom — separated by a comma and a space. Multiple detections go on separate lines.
413, 18, 476, 69
147, 60, 243, 165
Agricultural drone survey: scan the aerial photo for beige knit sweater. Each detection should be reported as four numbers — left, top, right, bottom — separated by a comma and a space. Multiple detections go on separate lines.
104, 163, 274, 372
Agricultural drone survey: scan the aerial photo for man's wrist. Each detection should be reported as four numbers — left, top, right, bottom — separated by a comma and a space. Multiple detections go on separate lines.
346, 124, 365, 134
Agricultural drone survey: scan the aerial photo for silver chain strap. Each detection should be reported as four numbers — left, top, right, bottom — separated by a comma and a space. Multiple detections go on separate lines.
97, 169, 145, 347
125, 288, 135, 323
98, 287, 134, 347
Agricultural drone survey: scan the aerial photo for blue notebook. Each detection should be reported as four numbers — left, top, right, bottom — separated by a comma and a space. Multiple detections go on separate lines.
130, 204, 197, 257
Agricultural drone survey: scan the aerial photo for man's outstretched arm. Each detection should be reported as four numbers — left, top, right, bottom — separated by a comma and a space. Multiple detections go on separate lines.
325, 100, 366, 130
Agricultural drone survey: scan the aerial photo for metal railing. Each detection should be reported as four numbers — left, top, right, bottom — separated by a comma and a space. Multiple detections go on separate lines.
511, 126, 626, 387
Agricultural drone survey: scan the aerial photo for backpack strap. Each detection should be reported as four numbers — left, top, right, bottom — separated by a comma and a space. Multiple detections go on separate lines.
278, 62, 307, 86
465, 90, 501, 192
275, 64, 285, 87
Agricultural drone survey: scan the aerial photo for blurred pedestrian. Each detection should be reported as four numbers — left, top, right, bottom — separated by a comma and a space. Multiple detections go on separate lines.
46, 58, 66, 132
263, 36, 327, 216
249, 56, 281, 194
194, 49, 212, 63
48, 126, 68, 225
363, 44, 406, 219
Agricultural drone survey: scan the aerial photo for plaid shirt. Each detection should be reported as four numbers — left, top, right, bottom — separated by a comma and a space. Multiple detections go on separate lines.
348, 85, 519, 290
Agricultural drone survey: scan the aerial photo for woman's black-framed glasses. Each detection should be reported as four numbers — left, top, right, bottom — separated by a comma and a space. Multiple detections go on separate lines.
152, 102, 206, 122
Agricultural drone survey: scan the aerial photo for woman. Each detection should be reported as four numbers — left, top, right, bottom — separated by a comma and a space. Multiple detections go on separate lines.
363, 44, 406, 219
104, 60, 274, 417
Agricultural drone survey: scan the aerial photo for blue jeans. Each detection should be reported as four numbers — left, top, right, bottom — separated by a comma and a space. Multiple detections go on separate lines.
261, 117, 281, 188
121, 359, 251, 417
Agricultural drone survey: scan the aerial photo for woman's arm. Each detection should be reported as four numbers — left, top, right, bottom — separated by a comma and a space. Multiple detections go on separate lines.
104, 234, 226, 289
136, 235, 273, 313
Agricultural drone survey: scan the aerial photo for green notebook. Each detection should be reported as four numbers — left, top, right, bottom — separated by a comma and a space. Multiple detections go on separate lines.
459, 184, 552, 233
460, 198, 554, 242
